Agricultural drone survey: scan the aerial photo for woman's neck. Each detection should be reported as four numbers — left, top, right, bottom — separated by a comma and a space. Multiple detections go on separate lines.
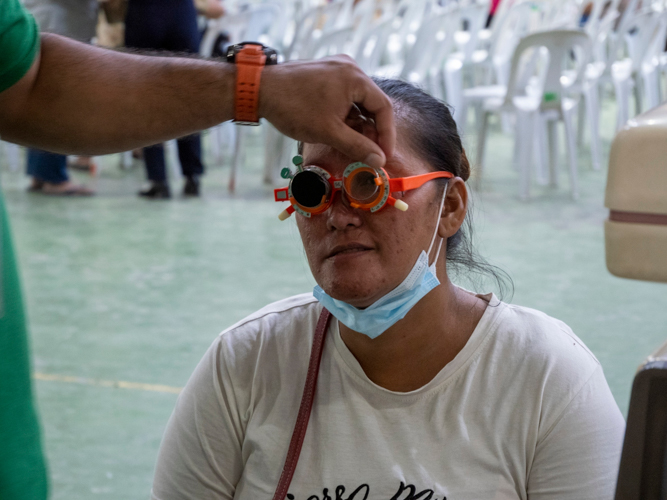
339, 280, 487, 392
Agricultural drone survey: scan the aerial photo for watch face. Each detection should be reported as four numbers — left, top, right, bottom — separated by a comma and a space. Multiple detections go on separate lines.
226, 42, 279, 65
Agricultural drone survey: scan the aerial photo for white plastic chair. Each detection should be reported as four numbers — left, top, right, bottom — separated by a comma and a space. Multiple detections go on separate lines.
284, 2, 347, 61
353, 16, 395, 74
200, 3, 283, 192
566, 5, 620, 171
373, 8, 452, 85
443, 1, 506, 124
457, 0, 541, 134
348, 0, 392, 57
384, 0, 431, 65
301, 25, 354, 60
474, 30, 592, 200
612, 10, 667, 131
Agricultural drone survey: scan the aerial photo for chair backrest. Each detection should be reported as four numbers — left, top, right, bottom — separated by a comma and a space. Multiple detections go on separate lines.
199, 10, 253, 57
267, 0, 297, 53
588, 5, 620, 68
285, 2, 345, 60
581, 0, 615, 37
243, 3, 282, 44
300, 25, 354, 60
386, 0, 431, 61
456, 2, 489, 62
399, 9, 454, 82
354, 17, 395, 73
333, 0, 357, 30
622, 10, 666, 70
428, 4, 460, 74
393, 0, 431, 43
348, 0, 391, 56
607, 0, 641, 60
488, 0, 540, 62
504, 29, 592, 110
199, 4, 282, 58
642, 11, 667, 67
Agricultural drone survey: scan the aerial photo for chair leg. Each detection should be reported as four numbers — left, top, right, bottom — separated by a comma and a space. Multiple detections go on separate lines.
444, 66, 464, 126
642, 68, 661, 112
3, 142, 20, 172
517, 111, 532, 201
535, 114, 549, 186
633, 75, 643, 115
614, 77, 631, 132
166, 140, 181, 181
473, 111, 490, 192
458, 98, 469, 136
547, 118, 559, 187
585, 84, 601, 171
230, 126, 247, 193
577, 96, 586, 148
121, 151, 133, 170
209, 125, 221, 163
562, 106, 579, 200
429, 71, 444, 100
263, 123, 282, 185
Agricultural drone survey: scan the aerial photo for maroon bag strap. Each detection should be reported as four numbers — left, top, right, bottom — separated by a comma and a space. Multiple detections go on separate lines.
272, 307, 332, 500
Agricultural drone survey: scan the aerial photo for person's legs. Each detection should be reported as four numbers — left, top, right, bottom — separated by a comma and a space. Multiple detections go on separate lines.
167, 0, 205, 196
26, 149, 93, 195
177, 134, 204, 196
26, 149, 68, 185
164, 0, 201, 54
139, 143, 170, 198
125, 1, 171, 197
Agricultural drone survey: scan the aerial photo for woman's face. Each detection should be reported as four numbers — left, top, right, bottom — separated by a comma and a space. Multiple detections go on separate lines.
297, 125, 446, 309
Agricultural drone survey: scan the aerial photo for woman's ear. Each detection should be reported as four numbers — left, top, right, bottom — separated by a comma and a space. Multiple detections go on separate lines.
438, 177, 467, 238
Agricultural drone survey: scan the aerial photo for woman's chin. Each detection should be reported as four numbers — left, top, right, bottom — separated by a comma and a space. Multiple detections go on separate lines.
318, 277, 388, 309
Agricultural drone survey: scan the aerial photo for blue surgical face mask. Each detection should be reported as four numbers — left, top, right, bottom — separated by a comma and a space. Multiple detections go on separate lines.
313, 185, 447, 339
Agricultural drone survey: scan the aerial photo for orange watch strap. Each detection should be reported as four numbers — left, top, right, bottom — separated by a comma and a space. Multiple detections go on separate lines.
235, 44, 267, 123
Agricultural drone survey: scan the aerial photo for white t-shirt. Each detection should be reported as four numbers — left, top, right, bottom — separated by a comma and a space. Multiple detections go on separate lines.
151, 292, 625, 500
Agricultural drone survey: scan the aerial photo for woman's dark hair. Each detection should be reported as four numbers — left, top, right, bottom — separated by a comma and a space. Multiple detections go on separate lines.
372, 78, 512, 299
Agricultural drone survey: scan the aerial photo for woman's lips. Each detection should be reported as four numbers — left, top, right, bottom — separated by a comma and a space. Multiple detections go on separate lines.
327, 243, 374, 259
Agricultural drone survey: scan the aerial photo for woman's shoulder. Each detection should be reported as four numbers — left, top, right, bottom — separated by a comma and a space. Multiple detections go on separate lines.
496, 301, 599, 366
483, 299, 603, 398
210, 293, 322, 368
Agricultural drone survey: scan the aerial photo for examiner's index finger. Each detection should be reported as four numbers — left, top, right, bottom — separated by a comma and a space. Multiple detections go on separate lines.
356, 79, 396, 161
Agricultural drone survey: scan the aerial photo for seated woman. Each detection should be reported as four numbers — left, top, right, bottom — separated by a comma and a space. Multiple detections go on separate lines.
151, 79, 625, 500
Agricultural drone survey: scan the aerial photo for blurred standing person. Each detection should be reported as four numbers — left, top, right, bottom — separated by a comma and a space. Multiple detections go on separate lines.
125, 0, 210, 199
22, 0, 97, 195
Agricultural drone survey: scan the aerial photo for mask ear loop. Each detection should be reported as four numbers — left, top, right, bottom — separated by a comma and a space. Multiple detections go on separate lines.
427, 182, 448, 268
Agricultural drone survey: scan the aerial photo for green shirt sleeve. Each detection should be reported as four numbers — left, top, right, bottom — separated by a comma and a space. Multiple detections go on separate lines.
0, 194, 48, 500
0, 0, 39, 93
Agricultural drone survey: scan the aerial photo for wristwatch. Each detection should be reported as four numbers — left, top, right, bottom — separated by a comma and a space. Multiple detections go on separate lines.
226, 42, 278, 125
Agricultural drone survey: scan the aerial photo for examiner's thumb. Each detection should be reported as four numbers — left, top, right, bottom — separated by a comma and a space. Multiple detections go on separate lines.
330, 127, 386, 170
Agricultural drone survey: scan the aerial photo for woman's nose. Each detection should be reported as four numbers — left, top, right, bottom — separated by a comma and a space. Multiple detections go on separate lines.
326, 191, 363, 231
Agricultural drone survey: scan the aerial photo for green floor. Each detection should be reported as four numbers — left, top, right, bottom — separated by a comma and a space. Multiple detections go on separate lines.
3, 99, 667, 499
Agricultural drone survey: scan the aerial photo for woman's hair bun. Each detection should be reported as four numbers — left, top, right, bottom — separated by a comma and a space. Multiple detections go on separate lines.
460, 148, 471, 182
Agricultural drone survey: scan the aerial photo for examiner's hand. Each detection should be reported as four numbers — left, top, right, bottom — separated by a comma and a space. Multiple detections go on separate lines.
259, 56, 395, 169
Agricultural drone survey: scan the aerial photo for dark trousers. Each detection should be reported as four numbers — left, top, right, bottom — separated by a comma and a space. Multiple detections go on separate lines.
26, 149, 69, 184
124, 0, 204, 183
143, 135, 202, 183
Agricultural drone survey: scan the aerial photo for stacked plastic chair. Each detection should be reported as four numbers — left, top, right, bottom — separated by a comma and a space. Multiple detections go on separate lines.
471, 30, 592, 200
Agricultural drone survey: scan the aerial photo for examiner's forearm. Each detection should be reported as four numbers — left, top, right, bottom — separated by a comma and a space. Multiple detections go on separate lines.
1, 34, 236, 155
